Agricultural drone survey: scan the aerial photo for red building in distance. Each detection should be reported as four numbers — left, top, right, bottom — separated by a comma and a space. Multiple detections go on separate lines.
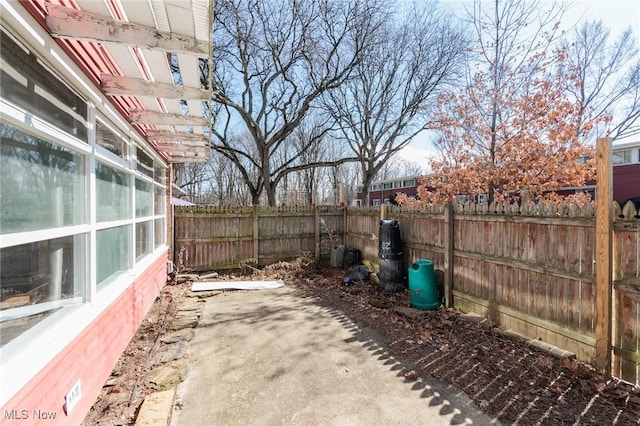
356, 140, 640, 206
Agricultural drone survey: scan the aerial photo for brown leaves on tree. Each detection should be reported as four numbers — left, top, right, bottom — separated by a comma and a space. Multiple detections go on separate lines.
398, 48, 604, 206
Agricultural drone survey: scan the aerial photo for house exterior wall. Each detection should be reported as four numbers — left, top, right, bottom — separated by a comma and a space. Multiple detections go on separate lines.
0, 255, 166, 426
0, 4, 170, 422
614, 163, 640, 203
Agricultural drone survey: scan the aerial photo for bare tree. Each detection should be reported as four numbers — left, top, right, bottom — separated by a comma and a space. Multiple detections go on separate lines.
208, 152, 253, 205
562, 20, 640, 140
377, 156, 425, 181
323, 1, 469, 205
211, 0, 386, 206
173, 162, 213, 203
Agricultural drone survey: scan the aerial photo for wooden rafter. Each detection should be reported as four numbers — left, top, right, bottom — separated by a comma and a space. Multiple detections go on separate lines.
167, 154, 210, 163
153, 142, 210, 150
129, 110, 207, 126
146, 129, 209, 142
45, 4, 208, 56
101, 75, 209, 100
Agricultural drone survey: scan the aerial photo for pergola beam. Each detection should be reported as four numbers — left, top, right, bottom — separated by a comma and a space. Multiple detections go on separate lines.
101, 75, 210, 100
45, 4, 208, 56
130, 110, 207, 126
153, 142, 209, 150
146, 129, 209, 142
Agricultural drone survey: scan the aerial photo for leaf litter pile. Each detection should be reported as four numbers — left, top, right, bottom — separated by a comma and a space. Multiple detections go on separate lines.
261, 258, 640, 425
84, 257, 640, 425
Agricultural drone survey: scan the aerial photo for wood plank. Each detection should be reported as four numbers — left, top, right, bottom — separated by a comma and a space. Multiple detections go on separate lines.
618, 291, 639, 383
152, 142, 208, 150
595, 137, 614, 373
101, 74, 210, 100
166, 155, 209, 163
45, 4, 209, 56
146, 130, 209, 142
444, 202, 454, 307
130, 110, 207, 126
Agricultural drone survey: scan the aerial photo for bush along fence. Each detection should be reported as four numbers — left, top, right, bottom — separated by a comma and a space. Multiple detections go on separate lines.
173, 200, 640, 385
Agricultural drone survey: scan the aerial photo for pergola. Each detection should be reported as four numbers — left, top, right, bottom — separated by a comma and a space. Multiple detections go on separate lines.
23, 0, 214, 163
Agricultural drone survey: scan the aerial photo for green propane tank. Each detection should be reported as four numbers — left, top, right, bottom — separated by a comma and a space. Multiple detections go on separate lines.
408, 259, 441, 310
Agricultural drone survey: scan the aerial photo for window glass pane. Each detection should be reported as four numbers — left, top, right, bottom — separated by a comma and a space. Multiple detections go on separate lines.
0, 235, 85, 347
136, 148, 153, 178
154, 163, 166, 185
1, 123, 85, 233
0, 29, 87, 142
97, 225, 131, 286
96, 119, 127, 159
613, 150, 631, 165
154, 218, 165, 247
136, 179, 152, 217
154, 184, 165, 216
136, 221, 152, 259
96, 162, 130, 222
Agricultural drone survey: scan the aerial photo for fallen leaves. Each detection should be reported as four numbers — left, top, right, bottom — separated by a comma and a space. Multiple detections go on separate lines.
562, 357, 582, 375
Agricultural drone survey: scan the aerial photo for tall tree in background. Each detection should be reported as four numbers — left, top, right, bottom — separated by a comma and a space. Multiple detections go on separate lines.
562, 20, 640, 140
401, 0, 598, 205
211, 0, 386, 206
324, 1, 468, 206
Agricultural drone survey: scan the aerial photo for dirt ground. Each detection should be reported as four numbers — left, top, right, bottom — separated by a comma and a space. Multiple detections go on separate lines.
83, 261, 640, 425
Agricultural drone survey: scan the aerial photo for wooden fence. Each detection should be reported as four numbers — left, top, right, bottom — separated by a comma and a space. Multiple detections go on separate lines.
173, 201, 640, 385
173, 205, 345, 270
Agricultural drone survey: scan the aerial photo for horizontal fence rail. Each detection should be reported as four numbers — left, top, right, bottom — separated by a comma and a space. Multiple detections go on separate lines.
173, 201, 639, 384
173, 205, 346, 270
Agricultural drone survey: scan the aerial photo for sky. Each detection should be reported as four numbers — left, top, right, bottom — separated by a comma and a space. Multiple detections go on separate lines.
399, 0, 640, 169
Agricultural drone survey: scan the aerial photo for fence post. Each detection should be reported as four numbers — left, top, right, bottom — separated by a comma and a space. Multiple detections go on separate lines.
253, 206, 259, 264
343, 205, 348, 247
595, 137, 613, 374
444, 202, 454, 308
380, 203, 387, 221
314, 205, 320, 265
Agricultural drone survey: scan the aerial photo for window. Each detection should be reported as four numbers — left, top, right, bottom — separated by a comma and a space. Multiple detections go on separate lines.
613, 149, 631, 165
0, 123, 85, 233
96, 118, 127, 159
373, 199, 381, 206
154, 163, 166, 185
136, 178, 153, 217
154, 218, 165, 247
0, 236, 85, 347
97, 225, 131, 285
402, 179, 415, 187
0, 29, 87, 142
383, 182, 393, 189
0, 25, 169, 351
154, 184, 165, 216
96, 162, 130, 222
136, 147, 154, 178
136, 221, 152, 259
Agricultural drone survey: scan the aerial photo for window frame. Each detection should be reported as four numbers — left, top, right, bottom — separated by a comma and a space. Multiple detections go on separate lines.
0, 23, 169, 378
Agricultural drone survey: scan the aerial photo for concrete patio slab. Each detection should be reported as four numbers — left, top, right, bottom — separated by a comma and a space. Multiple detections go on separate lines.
171, 286, 500, 426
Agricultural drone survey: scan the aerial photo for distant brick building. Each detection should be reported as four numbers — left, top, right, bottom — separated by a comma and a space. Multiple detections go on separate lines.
612, 140, 640, 203
355, 140, 640, 206
355, 176, 419, 206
